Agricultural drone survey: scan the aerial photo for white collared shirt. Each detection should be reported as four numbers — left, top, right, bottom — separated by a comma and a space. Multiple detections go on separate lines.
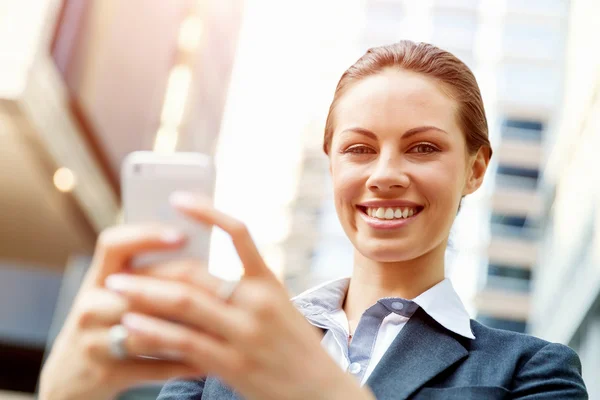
292, 278, 474, 385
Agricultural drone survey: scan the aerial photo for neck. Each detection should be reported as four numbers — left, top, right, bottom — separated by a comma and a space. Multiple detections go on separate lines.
343, 239, 447, 331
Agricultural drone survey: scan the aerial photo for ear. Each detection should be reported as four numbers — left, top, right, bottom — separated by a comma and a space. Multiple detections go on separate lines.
463, 147, 490, 196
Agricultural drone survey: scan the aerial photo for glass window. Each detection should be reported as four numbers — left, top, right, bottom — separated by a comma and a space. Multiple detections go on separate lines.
503, 119, 544, 131
501, 118, 544, 142
502, 127, 544, 141
490, 224, 538, 240
491, 214, 528, 228
488, 264, 532, 280
497, 165, 540, 181
494, 174, 538, 191
486, 276, 531, 292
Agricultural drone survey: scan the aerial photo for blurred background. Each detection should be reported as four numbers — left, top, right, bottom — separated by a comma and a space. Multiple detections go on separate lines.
0, 0, 599, 398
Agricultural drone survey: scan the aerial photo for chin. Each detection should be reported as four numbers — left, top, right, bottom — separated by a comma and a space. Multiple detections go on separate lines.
356, 240, 424, 263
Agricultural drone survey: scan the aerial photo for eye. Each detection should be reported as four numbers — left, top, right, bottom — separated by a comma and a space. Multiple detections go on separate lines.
344, 145, 376, 155
408, 142, 440, 154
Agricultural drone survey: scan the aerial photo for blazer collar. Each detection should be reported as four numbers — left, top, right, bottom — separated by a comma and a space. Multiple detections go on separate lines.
366, 307, 469, 399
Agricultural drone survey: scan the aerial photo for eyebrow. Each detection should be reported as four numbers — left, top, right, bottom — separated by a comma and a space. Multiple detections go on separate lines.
340, 126, 448, 140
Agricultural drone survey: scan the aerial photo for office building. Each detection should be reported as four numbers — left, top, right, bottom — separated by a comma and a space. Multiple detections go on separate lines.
528, 0, 600, 396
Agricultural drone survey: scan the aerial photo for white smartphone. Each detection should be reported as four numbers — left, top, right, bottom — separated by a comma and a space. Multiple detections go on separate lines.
121, 151, 216, 266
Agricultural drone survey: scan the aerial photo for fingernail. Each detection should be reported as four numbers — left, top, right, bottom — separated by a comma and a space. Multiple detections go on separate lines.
169, 191, 196, 208
122, 313, 156, 334
105, 274, 134, 292
161, 228, 185, 244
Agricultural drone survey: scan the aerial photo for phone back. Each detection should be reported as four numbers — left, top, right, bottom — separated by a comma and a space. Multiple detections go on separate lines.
121, 151, 216, 266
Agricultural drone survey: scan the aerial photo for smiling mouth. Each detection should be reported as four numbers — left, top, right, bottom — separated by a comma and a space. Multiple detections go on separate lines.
357, 205, 424, 220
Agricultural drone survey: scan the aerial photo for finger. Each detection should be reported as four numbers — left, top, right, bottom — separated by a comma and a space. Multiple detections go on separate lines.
169, 192, 274, 279
127, 258, 223, 295
72, 289, 129, 329
80, 329, 200, 380
85, 224, 187, 288
121, 312, 244, 378
104, 274, 245, 340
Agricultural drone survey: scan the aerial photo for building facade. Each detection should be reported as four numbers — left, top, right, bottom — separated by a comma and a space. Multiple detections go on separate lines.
528, 0, 600, 396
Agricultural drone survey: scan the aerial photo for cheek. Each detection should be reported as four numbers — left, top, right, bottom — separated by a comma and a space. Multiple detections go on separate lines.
331, 161, 366, 209
418, 157, 465, 209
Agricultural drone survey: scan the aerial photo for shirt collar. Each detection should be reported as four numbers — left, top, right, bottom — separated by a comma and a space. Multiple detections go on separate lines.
292, 277, 475, 339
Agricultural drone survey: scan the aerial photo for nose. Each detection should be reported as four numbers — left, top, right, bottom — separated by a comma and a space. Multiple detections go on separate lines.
366, 154, 410, 193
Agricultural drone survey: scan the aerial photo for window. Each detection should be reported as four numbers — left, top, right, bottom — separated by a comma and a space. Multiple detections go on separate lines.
503, 119, 544, 131
490, 212, 538, 240
488, 264, 532, 280
485, 264, 531, 293
495, 174, 538, 191
486, 276, 531, 292
490, 224, 538, 240
490, 213, 531, 236
495, 156, 541, 191
501, 119, 544, 141
491, 214, 527, 228
497, 165, 540, 181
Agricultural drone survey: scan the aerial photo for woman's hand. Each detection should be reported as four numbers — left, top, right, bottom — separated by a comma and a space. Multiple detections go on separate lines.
38, 225, 201, 400
103, 192, 375, 400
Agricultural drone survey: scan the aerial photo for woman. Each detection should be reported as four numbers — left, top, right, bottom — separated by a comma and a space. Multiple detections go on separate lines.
39, 41, 587, 399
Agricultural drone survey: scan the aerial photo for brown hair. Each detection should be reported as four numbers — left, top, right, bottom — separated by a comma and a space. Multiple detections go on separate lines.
323, 40, 492, 159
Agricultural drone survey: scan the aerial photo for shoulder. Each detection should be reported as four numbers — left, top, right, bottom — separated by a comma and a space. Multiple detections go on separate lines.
469, 319, 580, 370
469, 320, 587, 399
469, 319, 549, 351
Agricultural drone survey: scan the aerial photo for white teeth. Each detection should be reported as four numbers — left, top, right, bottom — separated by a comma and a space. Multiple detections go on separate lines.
365, 206, 418, 220
384, 208, 394, 219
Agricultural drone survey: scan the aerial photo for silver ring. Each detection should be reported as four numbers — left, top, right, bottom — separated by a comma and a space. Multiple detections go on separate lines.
215, 280, 240, 302
108, 324, 129, 360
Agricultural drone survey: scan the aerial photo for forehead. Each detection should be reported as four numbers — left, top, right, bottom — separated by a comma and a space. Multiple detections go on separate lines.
334, 69, 461, 137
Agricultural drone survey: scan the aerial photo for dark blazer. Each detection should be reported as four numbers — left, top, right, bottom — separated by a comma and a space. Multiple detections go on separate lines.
156, 308, 588, 399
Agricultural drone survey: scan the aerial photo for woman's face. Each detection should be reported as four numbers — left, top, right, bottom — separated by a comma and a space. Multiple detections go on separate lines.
329, 68, 486, 262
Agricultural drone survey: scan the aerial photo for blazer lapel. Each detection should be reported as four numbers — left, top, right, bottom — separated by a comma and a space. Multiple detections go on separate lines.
366, 308, 469, 399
